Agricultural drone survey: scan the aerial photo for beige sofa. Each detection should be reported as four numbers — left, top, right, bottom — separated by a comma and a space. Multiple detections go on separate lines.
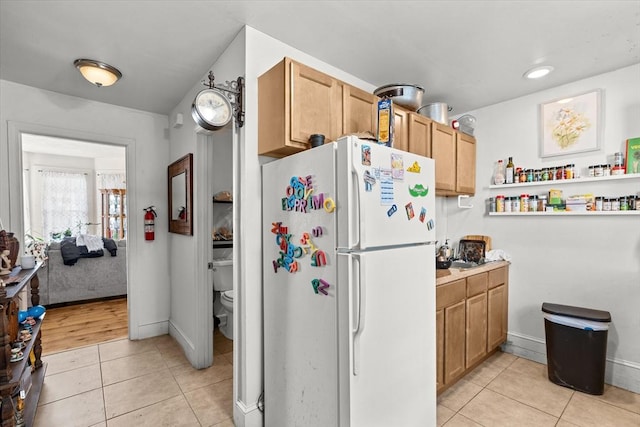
37, 239, 127, 305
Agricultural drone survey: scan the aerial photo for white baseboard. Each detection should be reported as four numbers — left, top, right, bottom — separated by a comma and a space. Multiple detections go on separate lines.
168, 320, 196, 365
233, 398, 263, 427
504, 332, 640, 394
136, 320, 169, 340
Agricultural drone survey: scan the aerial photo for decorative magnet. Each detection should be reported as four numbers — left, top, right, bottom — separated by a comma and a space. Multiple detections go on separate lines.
426, 219, 435, 231
311, 250, 327, 267
323, 197, 336, 213
363, 170, 376, 192
311, 278, 330, 295
408, 184, 429, 197
362, 145, 371, 166
407, 161, 421, 173
405, 202, 415, 220
387, 204, 398, 217
391, 153, 404, 180
419, 207, 427, 223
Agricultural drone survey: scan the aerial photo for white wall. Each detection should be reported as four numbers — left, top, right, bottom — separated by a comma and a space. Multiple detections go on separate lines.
443, 64, 640, 392
236, 26, 382, 427
0, 80, 171, 340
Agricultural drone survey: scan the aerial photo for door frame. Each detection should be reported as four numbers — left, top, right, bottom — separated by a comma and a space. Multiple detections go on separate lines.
7, 121, 136, 335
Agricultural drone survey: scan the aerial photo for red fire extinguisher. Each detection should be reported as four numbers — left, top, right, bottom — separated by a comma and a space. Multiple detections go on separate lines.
143, 206, 157, 241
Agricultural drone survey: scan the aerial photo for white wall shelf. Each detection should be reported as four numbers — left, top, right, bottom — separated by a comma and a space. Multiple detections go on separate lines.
489, 211, 640, 216
488, 173, 640, 189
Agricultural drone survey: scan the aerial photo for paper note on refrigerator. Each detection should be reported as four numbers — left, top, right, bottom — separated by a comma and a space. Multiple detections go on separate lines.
379, 168, 394, 205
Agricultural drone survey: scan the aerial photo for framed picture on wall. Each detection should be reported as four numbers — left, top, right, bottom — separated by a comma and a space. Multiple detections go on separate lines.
539, 89, 602, 158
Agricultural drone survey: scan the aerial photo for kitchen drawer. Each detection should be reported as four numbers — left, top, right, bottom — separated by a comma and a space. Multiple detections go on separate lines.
466, 272, 488, 297
436, 279, 466, 310
488, 266, 507, 289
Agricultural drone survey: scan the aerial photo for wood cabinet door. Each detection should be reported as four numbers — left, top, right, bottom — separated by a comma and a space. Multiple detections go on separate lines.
465, 292, 487, 368
431, 122, 456, 192
408, 113, 431, 157
393, 107, 409, 152
444, 300, 466, 384
290, 60, 340, 145
487, 284, 508, 351
436, 308, 444, 391
343, 85, 378, 136
456, 132, 476, 194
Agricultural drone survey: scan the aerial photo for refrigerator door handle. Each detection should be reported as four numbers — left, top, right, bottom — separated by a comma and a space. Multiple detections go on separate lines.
350, 168, 361, 249
351, 253, 364, 376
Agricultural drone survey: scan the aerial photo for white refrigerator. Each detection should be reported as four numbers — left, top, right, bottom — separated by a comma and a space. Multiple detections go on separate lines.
262, 136, 436, 427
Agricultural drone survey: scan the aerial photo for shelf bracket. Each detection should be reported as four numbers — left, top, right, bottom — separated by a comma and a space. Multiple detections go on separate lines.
458, 195, 473, 209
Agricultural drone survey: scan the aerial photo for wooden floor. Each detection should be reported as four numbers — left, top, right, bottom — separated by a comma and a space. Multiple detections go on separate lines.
40, 297, 128, 355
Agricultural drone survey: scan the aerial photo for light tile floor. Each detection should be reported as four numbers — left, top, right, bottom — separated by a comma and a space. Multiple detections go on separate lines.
34, 336, 639, 427
34, 330, 234, 427
438, 352, 640, 427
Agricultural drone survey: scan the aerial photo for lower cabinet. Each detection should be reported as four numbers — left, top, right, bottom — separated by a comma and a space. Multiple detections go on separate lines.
487, 267, 509, 350
436, 265, 509, 394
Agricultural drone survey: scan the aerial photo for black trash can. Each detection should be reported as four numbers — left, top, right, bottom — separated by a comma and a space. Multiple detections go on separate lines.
542, 302, 611, 395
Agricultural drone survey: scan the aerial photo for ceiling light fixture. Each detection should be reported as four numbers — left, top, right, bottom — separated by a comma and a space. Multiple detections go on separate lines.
74, 59, 122, 87
523, 65, 554, 79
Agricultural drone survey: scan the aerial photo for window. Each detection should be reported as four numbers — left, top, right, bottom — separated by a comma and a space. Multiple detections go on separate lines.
41, 170, 89, 240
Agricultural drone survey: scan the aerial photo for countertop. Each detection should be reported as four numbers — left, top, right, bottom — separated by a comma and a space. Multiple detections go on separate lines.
436, 260, 510, 286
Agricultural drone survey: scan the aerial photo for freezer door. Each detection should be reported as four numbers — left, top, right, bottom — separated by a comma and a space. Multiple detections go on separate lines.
337, 136, 436, 250
341, 244, 436, 427
262, 144, 341, 427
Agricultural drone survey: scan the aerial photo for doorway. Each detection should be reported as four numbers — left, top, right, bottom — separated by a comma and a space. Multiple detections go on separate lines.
20, 132, 129, 354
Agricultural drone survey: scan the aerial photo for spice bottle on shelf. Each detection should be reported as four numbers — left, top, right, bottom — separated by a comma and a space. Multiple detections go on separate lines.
595, 196, 603, 211
496, 195, 505, 212
512, 196, 520, 212
489, 197, 496, 213
603, 164, 611, 176
529, 195, 539, 212
564, 164, 575, 179
519, 169, 527, 183
520, 194, 529, 212
505, 157, 515, 184
494, 160, 505, 185
539, 195, 547, 212
505, 196, 513, 212
612, 152, 625, 175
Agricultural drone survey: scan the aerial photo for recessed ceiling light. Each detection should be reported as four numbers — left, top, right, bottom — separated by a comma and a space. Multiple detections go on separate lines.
523, 65, 554, 79
74, 59, 122, 87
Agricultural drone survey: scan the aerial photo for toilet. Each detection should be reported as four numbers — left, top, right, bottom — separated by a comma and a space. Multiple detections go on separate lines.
212, 258, 234, 340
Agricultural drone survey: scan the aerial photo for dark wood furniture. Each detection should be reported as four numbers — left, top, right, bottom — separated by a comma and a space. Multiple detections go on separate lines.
0, 263, 45, 426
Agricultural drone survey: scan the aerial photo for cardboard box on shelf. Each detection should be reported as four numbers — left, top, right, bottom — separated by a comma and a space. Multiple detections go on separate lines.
626, 137, 640, 174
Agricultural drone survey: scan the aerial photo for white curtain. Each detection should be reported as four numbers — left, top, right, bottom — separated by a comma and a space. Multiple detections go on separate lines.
41, 170, 89, 240
97, 172, 126, 189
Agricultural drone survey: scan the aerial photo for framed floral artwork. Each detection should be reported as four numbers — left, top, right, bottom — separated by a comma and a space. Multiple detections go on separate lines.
539, 89, 602, 158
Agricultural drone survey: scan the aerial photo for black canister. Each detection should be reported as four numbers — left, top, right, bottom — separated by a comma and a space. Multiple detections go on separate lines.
309, 134, 325, 148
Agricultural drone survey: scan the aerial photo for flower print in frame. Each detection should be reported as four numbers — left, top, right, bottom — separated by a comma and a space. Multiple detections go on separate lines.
539, 89, 602, 158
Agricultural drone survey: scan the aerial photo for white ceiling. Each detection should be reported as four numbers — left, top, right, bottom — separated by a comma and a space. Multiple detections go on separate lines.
22, 134, 125, 158
1, 1, 639, 116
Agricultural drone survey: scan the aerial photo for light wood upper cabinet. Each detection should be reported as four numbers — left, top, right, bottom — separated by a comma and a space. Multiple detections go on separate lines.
342, 84, 378, 136
392, 106, 409, 152
259, 57, 341, 158
456, 132, 476, 194
431, 122, 476, 195
431, 122, 456, 192
408, 113, 432, 158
